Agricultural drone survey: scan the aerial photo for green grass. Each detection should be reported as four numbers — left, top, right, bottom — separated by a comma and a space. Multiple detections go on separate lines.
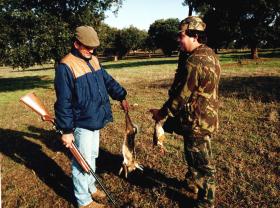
0, 49, 279, 208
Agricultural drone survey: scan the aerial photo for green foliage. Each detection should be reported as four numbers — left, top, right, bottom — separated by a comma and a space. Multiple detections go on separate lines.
0, 0, 123, 68
268, 15, 280, 48
114, 26, 148, 58
184, 0, 280, 58
97, 23, 119, 56
203, 9, 241, 50
148, 18, 180, 56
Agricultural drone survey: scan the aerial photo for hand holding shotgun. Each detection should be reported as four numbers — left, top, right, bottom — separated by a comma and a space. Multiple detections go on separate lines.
61, 133, 75, 148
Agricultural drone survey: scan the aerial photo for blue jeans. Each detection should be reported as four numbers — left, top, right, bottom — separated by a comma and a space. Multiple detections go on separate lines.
72, 128, 100, 207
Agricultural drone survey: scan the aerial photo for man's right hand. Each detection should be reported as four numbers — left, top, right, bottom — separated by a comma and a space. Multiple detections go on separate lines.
61, 133, 74, 148
120, 99, 129, 112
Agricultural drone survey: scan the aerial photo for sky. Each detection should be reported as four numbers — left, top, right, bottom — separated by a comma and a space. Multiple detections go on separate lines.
104, 0, 189, 31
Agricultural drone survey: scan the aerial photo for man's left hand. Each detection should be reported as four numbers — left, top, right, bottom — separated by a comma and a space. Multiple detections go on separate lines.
150, 108, 166, 122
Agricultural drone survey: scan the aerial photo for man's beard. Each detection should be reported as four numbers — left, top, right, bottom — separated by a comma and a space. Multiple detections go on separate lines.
78, 51, 92, 61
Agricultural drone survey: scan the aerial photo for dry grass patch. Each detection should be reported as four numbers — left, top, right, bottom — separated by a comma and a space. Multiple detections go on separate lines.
0, 54, 279, 207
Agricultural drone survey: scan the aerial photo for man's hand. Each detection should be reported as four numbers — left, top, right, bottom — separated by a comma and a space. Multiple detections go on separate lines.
149, 108, 166, 122
121, 99, 129, 112
61, 133, 74, 148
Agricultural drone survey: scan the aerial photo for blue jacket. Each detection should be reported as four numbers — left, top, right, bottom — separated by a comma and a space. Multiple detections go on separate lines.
54, 49, 127, 133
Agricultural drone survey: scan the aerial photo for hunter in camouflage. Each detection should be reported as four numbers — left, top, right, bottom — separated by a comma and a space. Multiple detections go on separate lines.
150, 16, 221, 208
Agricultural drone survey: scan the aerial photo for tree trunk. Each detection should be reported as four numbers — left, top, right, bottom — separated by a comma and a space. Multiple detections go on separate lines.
188, 4, 193, 16
251, 47, 258, 59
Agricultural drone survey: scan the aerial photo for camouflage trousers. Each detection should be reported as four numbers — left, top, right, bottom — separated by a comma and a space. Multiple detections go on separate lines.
184, 135, 216, 208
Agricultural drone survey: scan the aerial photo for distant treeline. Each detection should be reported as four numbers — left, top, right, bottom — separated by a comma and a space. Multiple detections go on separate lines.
0, 0, 279, 68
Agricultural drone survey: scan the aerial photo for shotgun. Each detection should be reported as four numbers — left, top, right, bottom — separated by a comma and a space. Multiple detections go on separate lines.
19, 92, 118, 207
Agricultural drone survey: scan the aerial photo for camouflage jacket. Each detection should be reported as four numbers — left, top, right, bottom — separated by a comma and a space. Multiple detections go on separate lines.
163, 45, 221, 137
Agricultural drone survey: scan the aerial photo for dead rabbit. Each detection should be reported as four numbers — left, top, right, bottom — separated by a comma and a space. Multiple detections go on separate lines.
153, 121, 166, 153
119, 111, 143, 178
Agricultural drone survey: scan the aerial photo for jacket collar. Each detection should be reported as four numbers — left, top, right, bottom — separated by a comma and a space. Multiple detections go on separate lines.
70, 48, 91, 61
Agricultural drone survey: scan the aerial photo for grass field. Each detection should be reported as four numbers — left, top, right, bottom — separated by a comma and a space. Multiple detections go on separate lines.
0, 50, 279, 208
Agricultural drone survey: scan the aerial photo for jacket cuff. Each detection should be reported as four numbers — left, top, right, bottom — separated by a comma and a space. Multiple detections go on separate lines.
118, 92, 127, 101
61, 128, 73, 134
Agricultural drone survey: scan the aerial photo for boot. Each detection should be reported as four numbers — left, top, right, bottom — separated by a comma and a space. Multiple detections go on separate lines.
92, 189, 106, 200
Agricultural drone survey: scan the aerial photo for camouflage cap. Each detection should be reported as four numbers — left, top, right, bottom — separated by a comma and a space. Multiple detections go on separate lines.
180, 16, 206, 32
75, 26, 100, 47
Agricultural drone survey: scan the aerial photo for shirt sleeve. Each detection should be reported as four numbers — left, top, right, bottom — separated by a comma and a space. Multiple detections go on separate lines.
54, 63, 75, 133
101, 68, 127, 101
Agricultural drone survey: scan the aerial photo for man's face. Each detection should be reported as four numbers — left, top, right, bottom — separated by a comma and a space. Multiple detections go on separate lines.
74, 41, 95, 59
177, 30, 195, 53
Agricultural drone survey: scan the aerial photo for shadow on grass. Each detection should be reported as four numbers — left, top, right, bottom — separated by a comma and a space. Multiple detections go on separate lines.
218, 49, 280, 59
27, 126, 66, 153
103, 59, 177, 70
97, 149, 195, 207
146, 78, 173, 89
146, 75, 280, 103
0, 127, 75, 206
13, 66, 54, 72
218, 48, 280, 57
25, 127, 191, 206
259, 50, 280, 58
221, 52, 280, 60
0, 124, 195, 207
0, 76, 52, 92
220, 76, 280, 102
221, 53, 251, 60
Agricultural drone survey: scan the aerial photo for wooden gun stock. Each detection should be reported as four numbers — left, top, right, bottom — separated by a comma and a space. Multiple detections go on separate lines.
69, 144, 90, 172
19, 92, 118, 206
20, 92, 55, 124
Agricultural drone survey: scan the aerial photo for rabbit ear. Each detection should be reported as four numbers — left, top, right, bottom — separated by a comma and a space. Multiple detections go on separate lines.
118, 166, 124, 176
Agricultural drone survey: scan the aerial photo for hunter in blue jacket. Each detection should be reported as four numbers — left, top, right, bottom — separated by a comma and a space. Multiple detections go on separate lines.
54, 26, 128, 208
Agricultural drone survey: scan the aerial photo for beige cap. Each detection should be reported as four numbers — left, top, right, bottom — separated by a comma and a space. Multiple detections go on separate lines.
75, 26, 100, 47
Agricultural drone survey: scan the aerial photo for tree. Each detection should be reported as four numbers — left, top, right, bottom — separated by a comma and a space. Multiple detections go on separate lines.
0, 0, 123, 68
203, 9, 241, 52
143, 36, 157, 53
97, 23, 118, 56
148, 18, 180, 56
183, 0, 280, 59
114, 26, 147, 59
236, 0, 280, 58
268, 14, 280, 48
